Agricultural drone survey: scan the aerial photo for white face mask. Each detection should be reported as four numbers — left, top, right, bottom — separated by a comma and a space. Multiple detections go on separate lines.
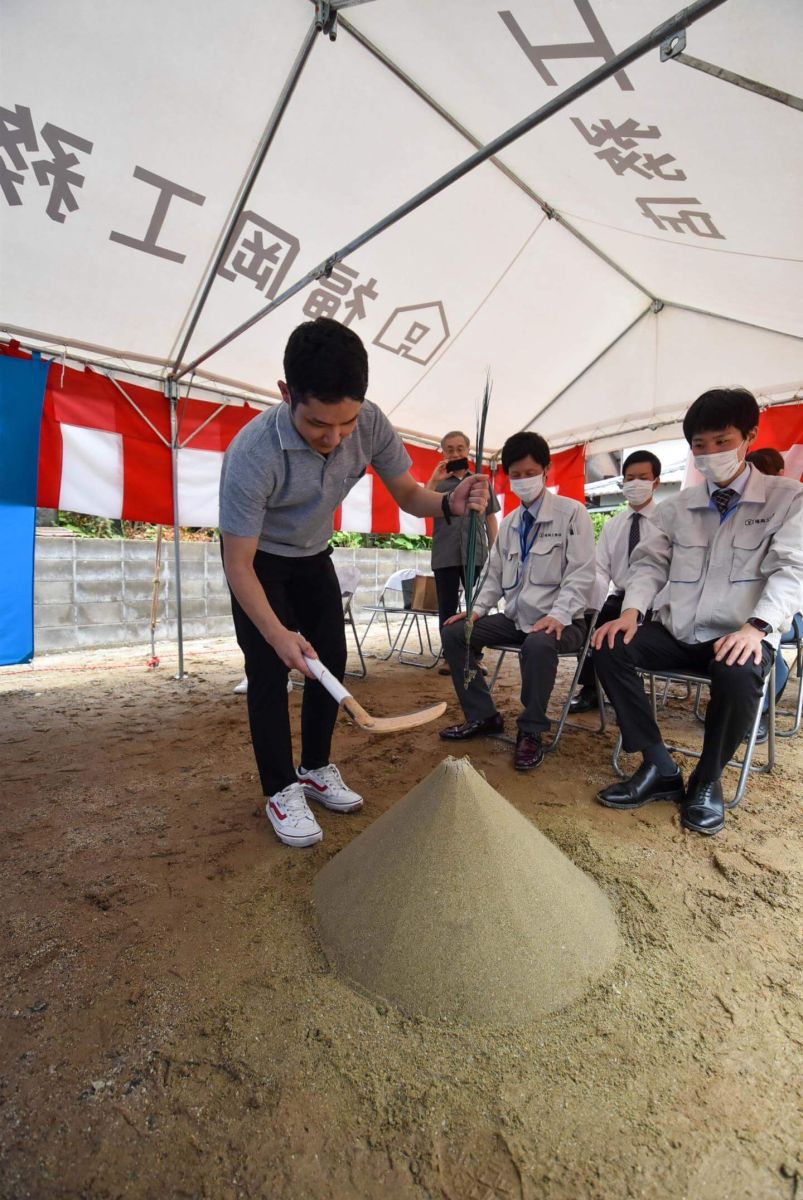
510, 475, 545, 504
622, 479, 654, 507
693, 440, 746, 484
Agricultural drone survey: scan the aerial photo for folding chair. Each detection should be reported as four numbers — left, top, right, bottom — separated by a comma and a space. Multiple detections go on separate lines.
610, 662, 776, 809
777, 614, 803, 739
486, 611, 606, 751
358, 568, 420, 661
334, 564, 367, 679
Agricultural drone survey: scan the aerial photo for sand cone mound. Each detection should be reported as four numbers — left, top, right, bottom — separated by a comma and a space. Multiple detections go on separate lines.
314, 756, 619, 1025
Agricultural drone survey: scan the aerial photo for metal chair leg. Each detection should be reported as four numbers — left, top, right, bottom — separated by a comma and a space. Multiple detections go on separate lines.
487, 649, 508, 693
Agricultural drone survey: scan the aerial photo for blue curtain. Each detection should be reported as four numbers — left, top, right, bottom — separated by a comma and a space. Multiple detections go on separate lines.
0, 353, 49, 665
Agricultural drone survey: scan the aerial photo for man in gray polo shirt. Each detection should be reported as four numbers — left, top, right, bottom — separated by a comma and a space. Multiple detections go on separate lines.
427, 429, 499, 673
220, 318, 488, 849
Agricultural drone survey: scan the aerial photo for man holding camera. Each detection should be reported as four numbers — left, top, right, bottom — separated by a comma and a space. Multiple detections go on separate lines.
428, 430, 500, 636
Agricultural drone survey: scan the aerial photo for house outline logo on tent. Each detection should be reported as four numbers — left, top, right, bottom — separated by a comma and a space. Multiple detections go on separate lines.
373, 301, 449, 365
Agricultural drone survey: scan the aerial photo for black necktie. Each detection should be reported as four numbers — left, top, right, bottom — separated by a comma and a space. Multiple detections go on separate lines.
627, 511, 642, 562
712, 487, 737, 516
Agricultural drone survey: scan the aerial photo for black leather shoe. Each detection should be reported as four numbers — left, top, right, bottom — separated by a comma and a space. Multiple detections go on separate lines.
569, 685, 599, 714
514, 731, 544, 771
755, 714, 769, 744
596, 761, 684, 810
439, 712, 504, 741
681, 775, 725, 835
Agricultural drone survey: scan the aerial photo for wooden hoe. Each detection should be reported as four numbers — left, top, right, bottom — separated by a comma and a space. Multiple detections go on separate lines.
303, 656, 446, 733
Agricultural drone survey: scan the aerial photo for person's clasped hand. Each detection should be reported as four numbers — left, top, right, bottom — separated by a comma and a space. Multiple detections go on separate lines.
449, 474, 490, 514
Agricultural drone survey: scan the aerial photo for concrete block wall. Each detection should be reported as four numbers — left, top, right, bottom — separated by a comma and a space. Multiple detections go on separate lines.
33, 538, 436, 654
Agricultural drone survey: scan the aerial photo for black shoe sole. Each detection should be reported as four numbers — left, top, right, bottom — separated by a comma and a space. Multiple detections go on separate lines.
514, 757, 544, 772
596, 785, 685, 810
681, 816, 725, 835
439, 726, 503, 742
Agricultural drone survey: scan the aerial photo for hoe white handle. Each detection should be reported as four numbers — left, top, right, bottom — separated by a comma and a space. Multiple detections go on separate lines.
303, 655, 351, 704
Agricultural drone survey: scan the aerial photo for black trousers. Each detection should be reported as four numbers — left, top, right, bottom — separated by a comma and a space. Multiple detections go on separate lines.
577, 593, 624, 687
225, 547, 346, 797
594, 621, 773, 782
441, 612, 586, 735
433, 564, 480, 629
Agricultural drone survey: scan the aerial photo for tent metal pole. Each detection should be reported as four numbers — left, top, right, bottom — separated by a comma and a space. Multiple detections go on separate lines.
672, 53, 803, 111
172, 0, 729, 383
167, 379, 187, 680
170, 15, 320, 373
521, 305, 655, 432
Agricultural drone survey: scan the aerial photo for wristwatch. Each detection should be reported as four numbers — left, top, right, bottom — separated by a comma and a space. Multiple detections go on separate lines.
747, 617, 772, 635
441, 492, 453, 525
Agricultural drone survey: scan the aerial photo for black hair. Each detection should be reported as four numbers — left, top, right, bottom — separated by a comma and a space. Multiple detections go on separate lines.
746, 447, 785, 476
501, 431, 550, 474
283, 317, 368, 406
623, 449, 661, 478
682, 387, 759, 443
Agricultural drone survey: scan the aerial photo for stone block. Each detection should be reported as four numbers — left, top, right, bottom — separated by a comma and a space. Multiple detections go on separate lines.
35, 556, 74, 582
74, 623, 133, 649
208, 594, 234, 617
165, 596, 206, 621
34, 627, 79, 653
35, 537, 76, 558
76, 601, 125, 626
122, 541, 160, 562
75, 578, 125, 603
207, 615, 235, 637
75, 540, 124, 560
35, 603, 76, 630
176, 576, 206, 597
34, 579, 73, 604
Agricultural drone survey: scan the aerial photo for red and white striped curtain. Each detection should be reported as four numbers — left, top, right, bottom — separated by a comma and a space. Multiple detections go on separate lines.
19, 351, 586, 529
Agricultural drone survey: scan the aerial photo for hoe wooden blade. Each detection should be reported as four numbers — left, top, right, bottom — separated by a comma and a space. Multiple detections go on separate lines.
342, 696, 447, 734
303, 655, 446, 735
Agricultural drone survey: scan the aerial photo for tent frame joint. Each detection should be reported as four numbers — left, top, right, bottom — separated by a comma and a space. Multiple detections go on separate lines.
315, 1, 339, 41
651, 299, 665, 314
660, 28, 686, 61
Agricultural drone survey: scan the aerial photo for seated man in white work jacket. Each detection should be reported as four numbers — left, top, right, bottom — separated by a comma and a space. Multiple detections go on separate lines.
439, 431, 596, 772
570, 449, 662, 713
593, 388, 803, 837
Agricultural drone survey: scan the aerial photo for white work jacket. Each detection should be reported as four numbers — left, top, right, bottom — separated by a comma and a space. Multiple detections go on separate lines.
623, 467, 803, 647
474, 490, 596, 632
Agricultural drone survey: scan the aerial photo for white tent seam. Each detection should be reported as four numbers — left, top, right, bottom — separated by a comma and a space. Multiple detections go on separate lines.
521, 306, 654, 433
385, 215, 549, 421
339, 12, 656, 302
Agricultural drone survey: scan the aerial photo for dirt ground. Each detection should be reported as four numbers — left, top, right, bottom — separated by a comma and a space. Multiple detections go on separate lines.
1, 630, 801, 1200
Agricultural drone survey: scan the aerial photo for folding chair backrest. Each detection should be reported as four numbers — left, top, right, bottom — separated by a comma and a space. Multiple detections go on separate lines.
380, 567, 417, 607
335, 564, 361, 598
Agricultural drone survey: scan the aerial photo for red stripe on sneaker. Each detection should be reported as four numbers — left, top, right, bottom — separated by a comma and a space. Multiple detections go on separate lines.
269, 802, 287, 821
304, 779, 328, 793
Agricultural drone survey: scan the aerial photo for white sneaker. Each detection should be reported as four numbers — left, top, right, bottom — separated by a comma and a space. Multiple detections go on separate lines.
297, 764, 364, 813
265, 782, 323, 847
233, 676, 248, 694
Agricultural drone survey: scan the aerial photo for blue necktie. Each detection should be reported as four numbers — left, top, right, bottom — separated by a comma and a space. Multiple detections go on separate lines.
712, 487, 737, 516
520, 508, 535, 560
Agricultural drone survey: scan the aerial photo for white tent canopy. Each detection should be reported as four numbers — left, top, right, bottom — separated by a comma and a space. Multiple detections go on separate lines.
3, 0, 802, 452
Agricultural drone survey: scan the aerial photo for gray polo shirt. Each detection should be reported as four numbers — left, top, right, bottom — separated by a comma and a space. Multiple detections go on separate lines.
219, 400, 411, 557
430, 474, 500, 570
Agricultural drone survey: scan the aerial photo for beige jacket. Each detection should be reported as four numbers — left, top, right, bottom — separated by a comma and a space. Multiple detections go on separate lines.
474, 490, 596, 631
623, 467, 803, 647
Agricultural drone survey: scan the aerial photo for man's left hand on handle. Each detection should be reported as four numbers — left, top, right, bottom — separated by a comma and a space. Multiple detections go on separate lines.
448, 474, 489, 516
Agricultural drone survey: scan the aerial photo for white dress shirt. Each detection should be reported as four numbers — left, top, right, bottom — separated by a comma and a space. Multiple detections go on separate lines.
592, 500, 658, 610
